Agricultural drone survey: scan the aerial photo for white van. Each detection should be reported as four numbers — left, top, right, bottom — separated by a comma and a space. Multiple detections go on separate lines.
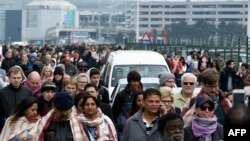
101, 50, 171, 95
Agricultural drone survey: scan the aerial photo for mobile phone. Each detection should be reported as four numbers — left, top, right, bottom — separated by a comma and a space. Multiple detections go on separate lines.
233, 89, 245, 106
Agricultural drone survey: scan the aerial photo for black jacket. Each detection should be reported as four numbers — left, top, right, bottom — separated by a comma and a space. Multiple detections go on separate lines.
1, 58, 16, 72
99, 102, 114, 122
0, 84, 32, 131
219, 67, 237, 92
45, 120, 73, 141
112, 85, 136, 131
97, 85, 110, 104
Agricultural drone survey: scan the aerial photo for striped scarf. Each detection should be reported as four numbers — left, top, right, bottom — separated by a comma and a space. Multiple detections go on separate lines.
35, 109, 89, 141
0, 116, 40, 141
192, 115, 218, 137
79, 113, 117, 141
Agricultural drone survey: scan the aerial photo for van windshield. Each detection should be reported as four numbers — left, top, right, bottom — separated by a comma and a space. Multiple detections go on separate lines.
111, 65, 168, 87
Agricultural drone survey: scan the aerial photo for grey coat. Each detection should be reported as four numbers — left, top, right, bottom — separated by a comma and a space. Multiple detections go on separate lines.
122, 109, 164, 141
184, 123, 223, 141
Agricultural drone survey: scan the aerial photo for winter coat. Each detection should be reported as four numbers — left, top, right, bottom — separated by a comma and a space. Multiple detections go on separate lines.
219, 67, 237, 92
0, 84, 32, 131
1, 58, 16, 72
112, 85, 136, 132
122, 109, 164, 141
97, 85, 110, 104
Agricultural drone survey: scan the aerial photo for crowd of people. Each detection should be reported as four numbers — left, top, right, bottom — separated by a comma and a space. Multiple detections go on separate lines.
0, 43, 250, 141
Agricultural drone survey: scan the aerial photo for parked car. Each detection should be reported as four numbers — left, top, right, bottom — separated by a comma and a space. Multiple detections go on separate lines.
110, 77, 160, 107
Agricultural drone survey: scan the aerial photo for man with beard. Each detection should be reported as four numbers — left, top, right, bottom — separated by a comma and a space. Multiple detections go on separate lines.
158, 113, 184, 141
36, 92, 90, 141
173, 73, 198, 111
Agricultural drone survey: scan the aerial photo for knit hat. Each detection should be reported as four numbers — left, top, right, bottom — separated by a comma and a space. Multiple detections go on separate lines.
244, 74, 250, 86
53, 66, 64, 75
158, 72, 175, 85
53, 92, 74, 110
195, 95, 215, 107
41, 81, 56, 93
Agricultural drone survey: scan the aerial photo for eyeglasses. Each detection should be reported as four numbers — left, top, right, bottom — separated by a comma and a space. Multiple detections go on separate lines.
183, 82, 195, 86
198, 105, 214, 112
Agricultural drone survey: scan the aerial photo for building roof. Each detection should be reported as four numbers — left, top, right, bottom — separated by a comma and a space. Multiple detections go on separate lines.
26, 0, 76, 10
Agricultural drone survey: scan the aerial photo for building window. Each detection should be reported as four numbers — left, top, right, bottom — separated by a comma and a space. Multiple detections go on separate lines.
218, 11, 241, 15
164, 18, 170, 21
192, 11, 216, 15
218, 5, 243, 8
26, 10, 38, 28
151, 24, 162, 28
171, 12, 186, 15
172, 18, 186, 22
140, 24, 148, 27
140, 11, 149, 15
140, 5, 149, 8
172, 5, 186, 8
140, 18, 148, 21
151, 5, 163, 8
151, 18, 162, 21
219, 18, 241, 22
192, 5, 216, 8
151, 11, 163, 15
205, 18, 216, 21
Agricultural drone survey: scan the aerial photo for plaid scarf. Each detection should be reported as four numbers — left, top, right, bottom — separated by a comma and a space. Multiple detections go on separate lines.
35, 109, 89, 141
0, 116, 40, 141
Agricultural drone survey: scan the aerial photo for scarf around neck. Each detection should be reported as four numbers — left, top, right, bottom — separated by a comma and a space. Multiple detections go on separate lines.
80, 113, 104, 127
192, 115, 218, 137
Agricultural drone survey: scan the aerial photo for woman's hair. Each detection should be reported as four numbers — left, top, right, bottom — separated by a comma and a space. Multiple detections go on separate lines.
11, 97, 38, 124
130, 91, 143, 116
75, 73, 90, 83
81, 95, 100, 108
62, 77, 77, 90
74, 92, 91, 107
159, 87, 174, 102
41, 66, 53, 78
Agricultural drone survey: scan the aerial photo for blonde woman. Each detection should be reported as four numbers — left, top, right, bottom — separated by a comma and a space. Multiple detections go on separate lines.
41, 66, 53, 82
160, 86, 181, 115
